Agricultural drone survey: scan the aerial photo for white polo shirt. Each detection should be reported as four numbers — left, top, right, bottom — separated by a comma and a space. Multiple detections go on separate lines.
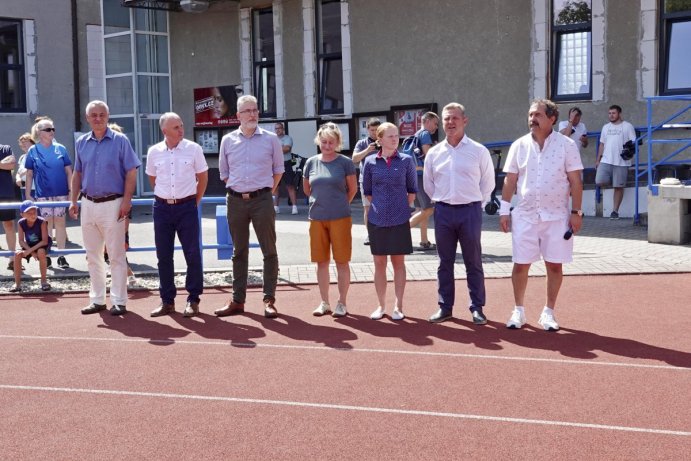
146, 138, 209, 200
423, 134, 495, 205
503, 131, 583, 223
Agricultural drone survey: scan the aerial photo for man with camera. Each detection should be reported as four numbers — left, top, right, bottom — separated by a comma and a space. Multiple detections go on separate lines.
596, 105, 637, 220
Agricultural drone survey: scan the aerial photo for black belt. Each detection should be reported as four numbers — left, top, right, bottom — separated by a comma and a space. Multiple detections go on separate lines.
227, 187, 271, 199
437, 201, 480, 208
81, 193, 123, 203
155, 194, 196, 205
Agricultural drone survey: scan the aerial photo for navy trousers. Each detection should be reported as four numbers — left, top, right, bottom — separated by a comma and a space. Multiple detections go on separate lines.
434, 201, 486, 312
153, 200, 203, 304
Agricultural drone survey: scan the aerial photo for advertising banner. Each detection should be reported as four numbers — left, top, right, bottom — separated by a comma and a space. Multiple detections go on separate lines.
194, 85, 241, 127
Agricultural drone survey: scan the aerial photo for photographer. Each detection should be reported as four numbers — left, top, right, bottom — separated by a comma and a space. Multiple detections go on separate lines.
595, 105, 637, 219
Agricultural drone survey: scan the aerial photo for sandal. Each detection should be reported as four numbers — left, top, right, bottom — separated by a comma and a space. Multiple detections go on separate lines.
41, 283, 52, 291
418, 241, 436, 251
9, 285, 21, 293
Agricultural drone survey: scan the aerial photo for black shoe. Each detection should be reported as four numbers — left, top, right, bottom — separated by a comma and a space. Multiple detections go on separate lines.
81, 303, 107, 315
471, 308, 488, 325
110, 305, 127, 316
428, 308, 453, 323
57, 256, 69, 268
46, 257, 52, 268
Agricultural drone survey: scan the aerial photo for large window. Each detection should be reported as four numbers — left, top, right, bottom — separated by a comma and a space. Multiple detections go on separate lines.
316, 0, 343, 114
253, 8, 276, 117
551, 0, 592, 101
0, 19, 25, 113
660, 0, 691, 95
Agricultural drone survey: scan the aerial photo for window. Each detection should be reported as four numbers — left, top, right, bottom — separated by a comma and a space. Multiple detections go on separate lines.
551, 0, 592, 101
253, 8, 276, 117
316, 0, 343, 114
660, 0, 691, 95
0, 19, 25, 113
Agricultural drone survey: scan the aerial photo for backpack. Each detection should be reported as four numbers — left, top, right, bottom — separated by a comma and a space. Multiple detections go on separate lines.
401, 132, 424, 168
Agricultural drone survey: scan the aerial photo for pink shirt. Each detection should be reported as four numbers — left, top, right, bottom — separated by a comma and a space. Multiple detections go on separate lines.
423, 135, 495, 205
219, 126, 284, 192
504, 131, 583, 223
146, 138, 208, 199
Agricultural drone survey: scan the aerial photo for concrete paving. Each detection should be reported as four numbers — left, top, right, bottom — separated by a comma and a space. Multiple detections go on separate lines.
1, 199, 690, 287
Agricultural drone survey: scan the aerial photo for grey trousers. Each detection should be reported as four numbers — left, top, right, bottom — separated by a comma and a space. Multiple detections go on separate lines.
226, 190, 278, 303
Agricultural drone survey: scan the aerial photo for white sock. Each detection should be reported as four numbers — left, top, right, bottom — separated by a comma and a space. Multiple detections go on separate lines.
514, 305, 525, 313
542, 306, 554, 315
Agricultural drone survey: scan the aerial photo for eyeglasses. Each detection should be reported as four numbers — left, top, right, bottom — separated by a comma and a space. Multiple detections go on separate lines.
239, 109, 259, 115
41, 128, 56, 133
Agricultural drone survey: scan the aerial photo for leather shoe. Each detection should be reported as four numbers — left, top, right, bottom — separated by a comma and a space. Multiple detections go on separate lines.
110, 305, 127, 316
151, 302, 175, 317
471, 308, 488, 325
264, 299, 278, 319
215, 301, 244, 317
183, 301, 200, 317
428, 308, 453, 323
81, 303, 107, 315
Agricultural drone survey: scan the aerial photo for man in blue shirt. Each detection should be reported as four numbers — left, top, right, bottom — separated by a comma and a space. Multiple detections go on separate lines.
409, 112, 439, 250
351, 118, 381, 245
70, 100, 141, 316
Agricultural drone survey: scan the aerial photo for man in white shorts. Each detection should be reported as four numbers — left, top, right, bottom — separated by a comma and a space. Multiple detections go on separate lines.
499, 99, 584, 331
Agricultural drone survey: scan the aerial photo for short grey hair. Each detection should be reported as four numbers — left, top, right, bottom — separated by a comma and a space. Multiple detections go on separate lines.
442, 103, 466, 115
85, 100, 109, 116
237, 95, 258, 109
159, 112, 181, 128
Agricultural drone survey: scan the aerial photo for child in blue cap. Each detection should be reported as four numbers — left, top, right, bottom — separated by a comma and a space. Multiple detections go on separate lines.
10, 200, 52, 292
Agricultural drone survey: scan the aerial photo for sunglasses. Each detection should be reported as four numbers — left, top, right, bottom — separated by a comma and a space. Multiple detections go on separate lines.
41, 128, 56, 133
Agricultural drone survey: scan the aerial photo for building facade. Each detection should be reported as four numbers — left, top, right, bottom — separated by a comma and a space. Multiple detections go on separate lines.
1, 0, 689, 210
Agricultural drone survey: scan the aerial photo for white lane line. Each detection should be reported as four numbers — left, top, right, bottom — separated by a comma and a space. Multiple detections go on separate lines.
0, 334, 689, 372
1, 384, 689, 437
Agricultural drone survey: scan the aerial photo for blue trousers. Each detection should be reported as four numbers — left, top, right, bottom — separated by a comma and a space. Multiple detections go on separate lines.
434, 201, 486, 312
153, 200, 203, 304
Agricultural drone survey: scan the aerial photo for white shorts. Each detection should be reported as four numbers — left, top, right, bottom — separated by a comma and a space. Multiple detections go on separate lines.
511, 214, 573, 264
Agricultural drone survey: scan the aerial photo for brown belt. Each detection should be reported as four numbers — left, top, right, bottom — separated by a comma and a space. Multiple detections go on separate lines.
154, 194, 197, 205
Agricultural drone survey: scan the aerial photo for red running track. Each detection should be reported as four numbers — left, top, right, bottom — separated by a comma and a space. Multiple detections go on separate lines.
1, 273, 690, 460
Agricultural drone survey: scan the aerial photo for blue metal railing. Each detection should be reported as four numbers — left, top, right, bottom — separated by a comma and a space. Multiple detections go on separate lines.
0, 197, 245, 265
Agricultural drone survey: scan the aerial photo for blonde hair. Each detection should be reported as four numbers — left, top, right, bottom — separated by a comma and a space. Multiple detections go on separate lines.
18, 132, 33, 144
30, 117, 54, 143
108, 123, 124, 133
376, 122, 398, 139
314, 122, 343, 152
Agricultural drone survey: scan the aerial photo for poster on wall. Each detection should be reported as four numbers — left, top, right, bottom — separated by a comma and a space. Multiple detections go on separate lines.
194, 85, 242, 127
355, 114, 388, 140
391, 104, 437, 138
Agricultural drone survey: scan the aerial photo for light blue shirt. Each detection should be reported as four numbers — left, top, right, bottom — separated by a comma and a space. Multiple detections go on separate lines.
74, 128, 141, 197
219, 126, 284, 192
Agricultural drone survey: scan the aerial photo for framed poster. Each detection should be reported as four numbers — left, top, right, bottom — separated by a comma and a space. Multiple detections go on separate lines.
194, 128, 219, 155
194, 85, 242, 128
391, 103, 438, 138
354, 112, 389, 140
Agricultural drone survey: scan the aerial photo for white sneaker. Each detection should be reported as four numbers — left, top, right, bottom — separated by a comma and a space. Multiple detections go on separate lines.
506, 307, 526, 329
333, 302, 347, 317
538, 310, 560, 331
127, 275, 138, 288
291, 205, 298, 215
370, 306, 385, 320
313, 301, 331, 316
274, 206, 280, 214
391, 309, 405, 321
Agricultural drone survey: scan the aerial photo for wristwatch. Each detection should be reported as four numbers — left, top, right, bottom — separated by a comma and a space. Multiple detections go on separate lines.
571, 209, 584, 217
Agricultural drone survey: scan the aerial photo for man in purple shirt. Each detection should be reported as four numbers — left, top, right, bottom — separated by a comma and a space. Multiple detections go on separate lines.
215, 95, 284, 319
70, 100, 141, 316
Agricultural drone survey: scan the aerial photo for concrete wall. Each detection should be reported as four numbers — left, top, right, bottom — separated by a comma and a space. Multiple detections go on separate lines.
0, 0, 77, 155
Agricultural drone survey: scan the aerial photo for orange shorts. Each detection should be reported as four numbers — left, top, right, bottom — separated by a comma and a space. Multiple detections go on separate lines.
309, 216, 352, 263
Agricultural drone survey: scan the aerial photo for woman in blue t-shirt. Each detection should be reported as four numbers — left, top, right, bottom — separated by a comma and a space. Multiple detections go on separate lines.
11, 200, 52, 292
25, 117, 73, 269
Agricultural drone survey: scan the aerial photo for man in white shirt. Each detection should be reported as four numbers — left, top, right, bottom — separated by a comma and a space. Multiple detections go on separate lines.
558, 107, 588, 149
596, 105, 637, 219
423, 103, 495, 325
147, 112, 209, 318
500, 99, 583, 331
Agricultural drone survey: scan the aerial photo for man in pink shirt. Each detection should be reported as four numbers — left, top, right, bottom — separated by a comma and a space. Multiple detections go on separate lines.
500, 99, 583, 331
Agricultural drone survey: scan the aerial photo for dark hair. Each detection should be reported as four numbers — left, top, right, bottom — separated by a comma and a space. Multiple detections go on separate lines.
216, 86, 239, 117
366, 117, 381, 128
609, 104, 622, 113
569, 107, 582, 116
531, 98, 559, 123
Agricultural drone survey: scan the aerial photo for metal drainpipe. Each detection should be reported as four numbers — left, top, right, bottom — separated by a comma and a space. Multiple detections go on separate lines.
71, 0, 81, 134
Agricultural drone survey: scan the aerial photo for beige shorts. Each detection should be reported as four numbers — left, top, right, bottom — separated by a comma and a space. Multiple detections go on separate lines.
511, 214, 573, 264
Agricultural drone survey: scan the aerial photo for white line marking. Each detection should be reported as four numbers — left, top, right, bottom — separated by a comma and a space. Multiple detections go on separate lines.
0, 334, 688, 371
1, 384, 689, 437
